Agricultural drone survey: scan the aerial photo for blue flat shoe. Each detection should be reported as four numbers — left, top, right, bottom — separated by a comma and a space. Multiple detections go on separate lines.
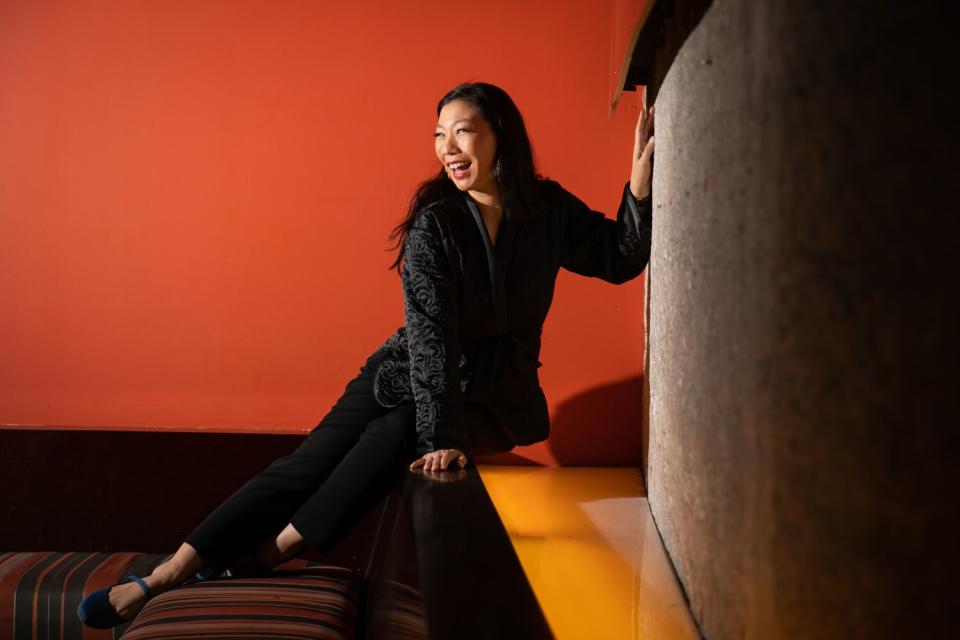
77, 574, 151, 629
195, 566, 231, 581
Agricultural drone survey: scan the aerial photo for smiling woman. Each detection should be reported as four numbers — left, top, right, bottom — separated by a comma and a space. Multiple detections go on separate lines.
380, 81, 652, 476
434, 102, 503, 247
77, 80, 655, 631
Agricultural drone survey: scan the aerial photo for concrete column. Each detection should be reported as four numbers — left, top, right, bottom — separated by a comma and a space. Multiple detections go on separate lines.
646, 1, 955, 638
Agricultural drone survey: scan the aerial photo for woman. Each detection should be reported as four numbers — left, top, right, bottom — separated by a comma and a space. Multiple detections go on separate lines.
77, 81, 655, 628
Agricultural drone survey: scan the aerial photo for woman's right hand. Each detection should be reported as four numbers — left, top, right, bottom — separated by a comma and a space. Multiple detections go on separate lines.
629, 105, 655, 200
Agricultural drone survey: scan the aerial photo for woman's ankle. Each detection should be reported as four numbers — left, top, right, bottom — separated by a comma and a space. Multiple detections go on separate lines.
254, 533, 304, 570
147, 559, 192, 592
275, 523, 306, 562
254, 539, 283, 569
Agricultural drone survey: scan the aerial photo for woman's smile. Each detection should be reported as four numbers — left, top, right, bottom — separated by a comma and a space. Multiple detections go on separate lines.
448, 160, 472, 180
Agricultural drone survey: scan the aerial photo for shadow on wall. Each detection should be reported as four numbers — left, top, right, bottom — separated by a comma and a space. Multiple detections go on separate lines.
471, 376, 646, 468
548, 375, 645, 467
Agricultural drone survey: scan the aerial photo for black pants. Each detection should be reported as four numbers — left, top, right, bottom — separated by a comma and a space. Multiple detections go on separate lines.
184, 347, 513, 569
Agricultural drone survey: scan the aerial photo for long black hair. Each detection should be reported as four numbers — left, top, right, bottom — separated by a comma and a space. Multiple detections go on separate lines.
387, 81, 543, 273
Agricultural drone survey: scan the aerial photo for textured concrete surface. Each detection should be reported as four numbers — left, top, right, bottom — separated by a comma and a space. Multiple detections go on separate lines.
645, 1, 955, 638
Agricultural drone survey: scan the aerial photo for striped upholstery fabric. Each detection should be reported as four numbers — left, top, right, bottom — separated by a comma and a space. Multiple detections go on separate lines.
0, 550, 172, 639
121, 567, 361, 639
0, 552, 360, 640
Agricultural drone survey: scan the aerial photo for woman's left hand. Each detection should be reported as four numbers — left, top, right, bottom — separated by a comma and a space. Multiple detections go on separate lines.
629, 105, 655, 200
410, 448, 468, 471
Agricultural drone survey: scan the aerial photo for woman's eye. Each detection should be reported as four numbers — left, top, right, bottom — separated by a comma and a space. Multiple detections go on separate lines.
433, 132, 443, 138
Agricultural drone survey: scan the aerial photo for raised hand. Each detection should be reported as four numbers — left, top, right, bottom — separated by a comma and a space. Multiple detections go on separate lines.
629, 105, 655, 200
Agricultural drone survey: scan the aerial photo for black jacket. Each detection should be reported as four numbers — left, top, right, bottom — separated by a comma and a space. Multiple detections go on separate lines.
370, 179, 652, 457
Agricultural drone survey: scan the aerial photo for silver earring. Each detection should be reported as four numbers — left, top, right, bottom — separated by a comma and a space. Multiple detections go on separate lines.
493, 157, 503, 179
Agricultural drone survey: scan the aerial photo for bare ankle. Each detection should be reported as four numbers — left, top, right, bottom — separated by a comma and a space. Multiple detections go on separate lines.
149, 560, 189, 589
276, 524, 306, 559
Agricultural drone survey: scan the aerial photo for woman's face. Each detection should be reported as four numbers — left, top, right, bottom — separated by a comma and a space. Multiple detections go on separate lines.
434, 99, 499, 198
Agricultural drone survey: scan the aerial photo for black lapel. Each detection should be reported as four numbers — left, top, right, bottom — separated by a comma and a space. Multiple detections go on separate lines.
464, 196, 497, 300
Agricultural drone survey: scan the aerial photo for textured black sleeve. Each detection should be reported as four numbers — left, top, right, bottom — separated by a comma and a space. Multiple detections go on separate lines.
401, 210, 471, 458
558, 180, 652, 283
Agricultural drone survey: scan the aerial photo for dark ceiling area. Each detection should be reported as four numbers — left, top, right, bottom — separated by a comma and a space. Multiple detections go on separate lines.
624, 0, 714, 104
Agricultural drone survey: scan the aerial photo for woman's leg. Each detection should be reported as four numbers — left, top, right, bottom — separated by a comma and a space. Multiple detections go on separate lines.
184, 351, 395, 571
284, 399, 511, 547
92, 349, 408, 623
250, 402, 417, 567
288, 403, 415, 547
253, 522, 308, 569
104, 541, 204, 621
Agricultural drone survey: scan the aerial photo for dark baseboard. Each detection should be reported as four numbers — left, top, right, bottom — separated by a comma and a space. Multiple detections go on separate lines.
1, 430, 317, 552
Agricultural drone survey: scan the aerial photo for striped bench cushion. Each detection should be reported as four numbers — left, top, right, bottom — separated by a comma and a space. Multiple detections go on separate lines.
120, 566, 361, 640
0, 552, 361, 639
0, 550, 172, 639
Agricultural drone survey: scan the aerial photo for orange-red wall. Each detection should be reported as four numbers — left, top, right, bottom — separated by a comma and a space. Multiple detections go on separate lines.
0, 0, 647, 466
